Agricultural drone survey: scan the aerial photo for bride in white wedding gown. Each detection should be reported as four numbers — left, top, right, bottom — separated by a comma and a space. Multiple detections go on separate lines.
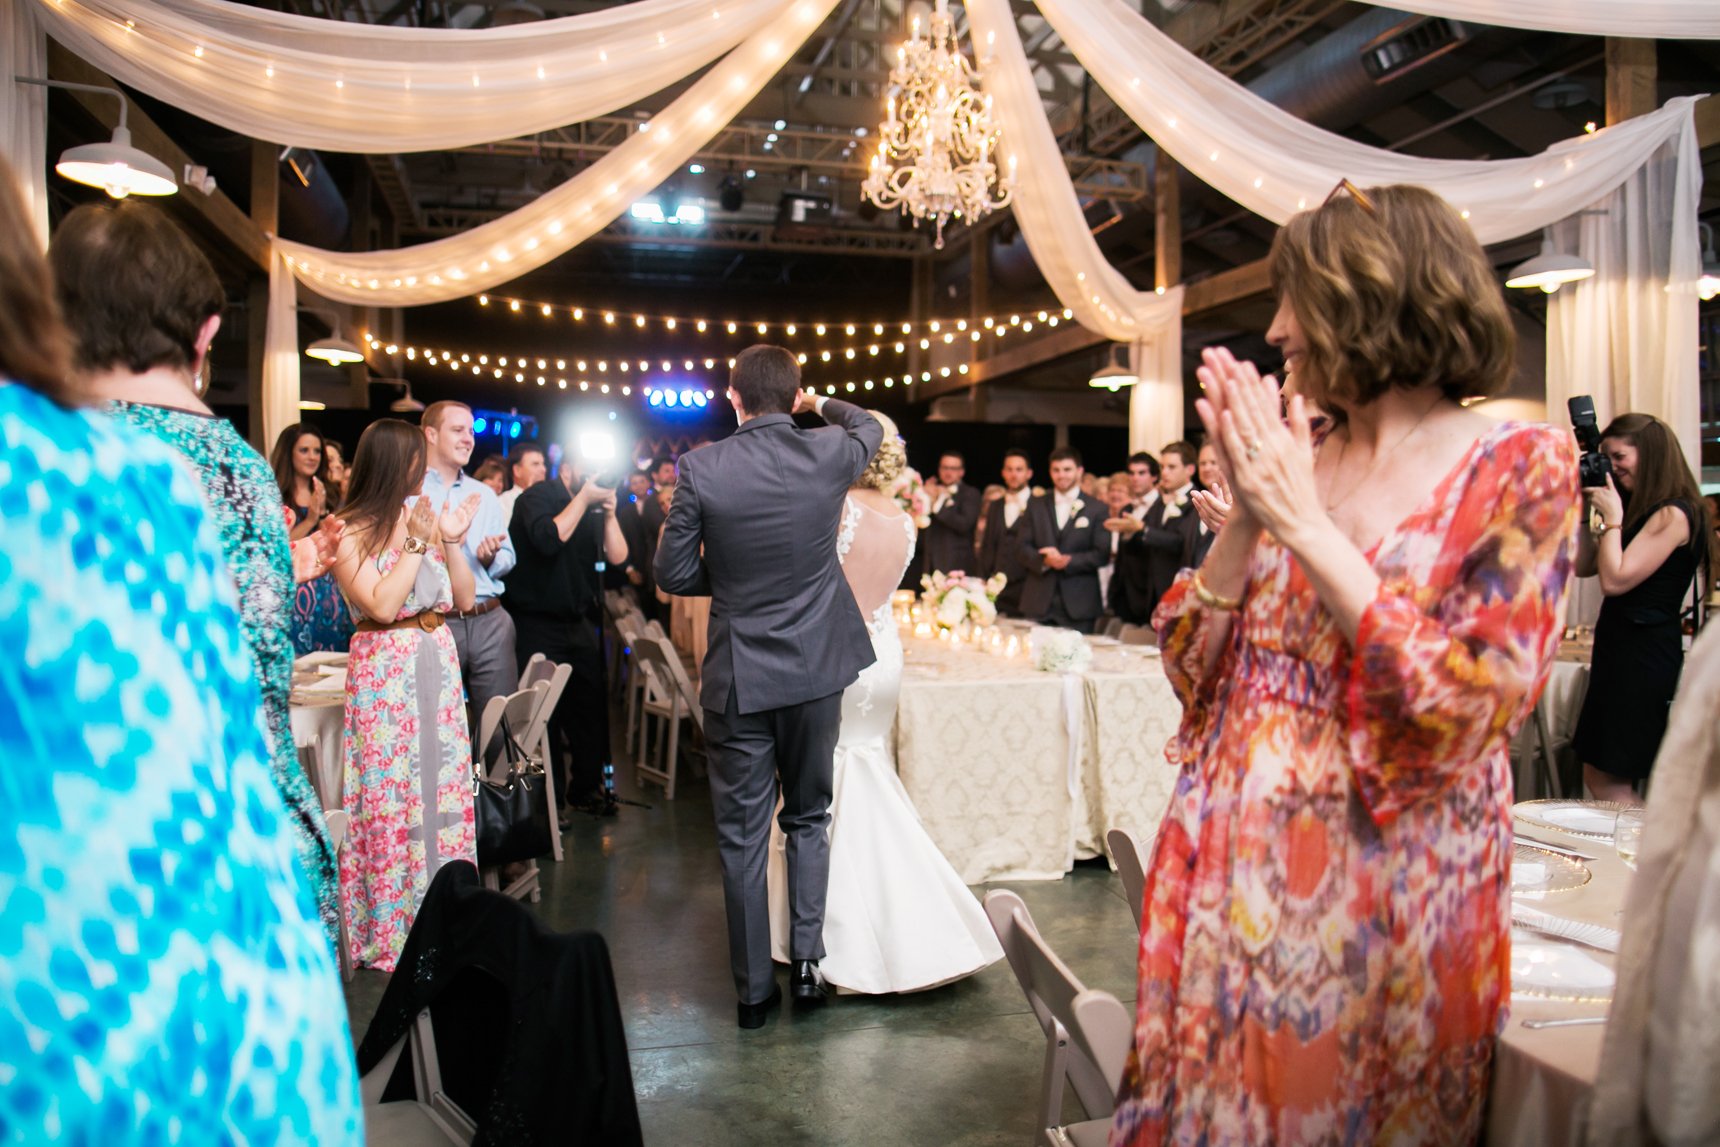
767, 414, 1004, 994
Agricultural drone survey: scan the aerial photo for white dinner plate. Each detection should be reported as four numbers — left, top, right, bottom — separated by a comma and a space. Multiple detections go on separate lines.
1514, 799, 1631, 842
1510, 928, 1615, 1002
1510, 841, 1590, 894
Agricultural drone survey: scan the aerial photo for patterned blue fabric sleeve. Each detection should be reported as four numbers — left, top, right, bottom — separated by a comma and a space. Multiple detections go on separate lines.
0, 385, 363, 1144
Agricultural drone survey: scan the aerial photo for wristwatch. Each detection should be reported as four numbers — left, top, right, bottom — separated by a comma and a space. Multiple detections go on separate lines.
403, 535, 430, 555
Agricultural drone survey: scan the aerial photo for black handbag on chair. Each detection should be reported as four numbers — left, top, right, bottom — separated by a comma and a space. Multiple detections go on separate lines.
473, 715, 553, 867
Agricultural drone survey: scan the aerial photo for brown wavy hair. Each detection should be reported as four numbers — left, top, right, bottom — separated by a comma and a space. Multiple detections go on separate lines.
0, 158, 74, 404
1269, 184, 1514, 417
1601, 413, 1719, 583
270, 422, 330, 505
342, 419, 427, 555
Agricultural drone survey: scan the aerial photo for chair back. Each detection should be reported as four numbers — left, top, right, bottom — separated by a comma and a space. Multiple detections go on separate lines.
1107, 827, 1155, 929
476, 683, 550, 782
637, 630, 702, 733
1102, 616, 1125, 638
983, 889, 1123, 1128
325, 809, 350, 851
1119, 623, 1156, 646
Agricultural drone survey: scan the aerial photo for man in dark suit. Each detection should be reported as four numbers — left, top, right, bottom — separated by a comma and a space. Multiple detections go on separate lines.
919, 450, 982, 577
1113, 441, 1199, 622
1106, 451, 1160, 621
1017, 447, 1109, 633
613, 468, 653, 608
977, 447, 1035, 617
655, 346, 882, 1029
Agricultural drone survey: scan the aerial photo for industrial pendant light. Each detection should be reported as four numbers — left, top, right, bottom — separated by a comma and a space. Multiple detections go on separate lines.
298, 306, 366, 364
16, 78, 177, 198
1505, 227, 1594, 293
1088, 343, 1139, 391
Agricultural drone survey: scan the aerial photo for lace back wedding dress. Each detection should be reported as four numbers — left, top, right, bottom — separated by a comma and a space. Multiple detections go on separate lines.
767, 493, 1004, 993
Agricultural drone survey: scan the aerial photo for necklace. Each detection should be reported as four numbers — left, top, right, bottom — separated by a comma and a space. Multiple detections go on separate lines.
1324, 394, 1444, 518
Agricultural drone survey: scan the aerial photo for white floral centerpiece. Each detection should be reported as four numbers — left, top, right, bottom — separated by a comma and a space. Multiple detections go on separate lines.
919, 570, 1008, 637
1034, 629, 1093, 674
890, 467, 933, 529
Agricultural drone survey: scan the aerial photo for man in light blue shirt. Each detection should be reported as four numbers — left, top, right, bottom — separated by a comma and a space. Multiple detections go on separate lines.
421, 400, 517, 737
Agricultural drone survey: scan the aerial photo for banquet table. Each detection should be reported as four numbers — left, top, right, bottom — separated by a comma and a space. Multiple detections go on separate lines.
288, 655, 347, 810
891, 629, 1183, 884
1487, 816, 1630, 1147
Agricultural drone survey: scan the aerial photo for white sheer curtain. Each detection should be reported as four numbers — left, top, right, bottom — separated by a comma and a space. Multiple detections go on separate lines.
1358, 0, 1720, 39
1029, 0, 1702, 246
263, 249, 301, 452
33, 0, 789, 152
964, 0, 1184, 446
1545, 117, 1704, 473
3, 0, 48, 247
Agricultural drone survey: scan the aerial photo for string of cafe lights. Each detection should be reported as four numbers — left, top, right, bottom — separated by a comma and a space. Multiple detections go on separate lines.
471, 293, 1074, 355
366, 332, 982, 396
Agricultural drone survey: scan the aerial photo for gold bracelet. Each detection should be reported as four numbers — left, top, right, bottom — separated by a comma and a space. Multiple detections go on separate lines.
1192, 570, 1243, 612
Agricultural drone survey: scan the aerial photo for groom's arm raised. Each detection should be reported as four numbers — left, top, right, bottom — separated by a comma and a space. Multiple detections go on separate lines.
653, 460, 711, 596
796, 390, 883, 483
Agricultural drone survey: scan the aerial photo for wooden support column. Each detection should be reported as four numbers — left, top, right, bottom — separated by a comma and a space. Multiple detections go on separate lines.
968, 228, 989, 417
1605, 39, 1657, 126
348, 175, 374, 407
1154, 145, 1181, 291
246, 139, 279, 452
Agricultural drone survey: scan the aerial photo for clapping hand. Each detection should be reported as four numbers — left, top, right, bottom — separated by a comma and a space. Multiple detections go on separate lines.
438, 492, 483, 545
1190, 487, 1231, 534
1194, 347, 1315, 541
1103, 515, 1144, 536
308, 476, 328, 521
294, 514, 345, 581
1038, 546, 1072, 570
406, 495, 439, 546
474, 533, 508, 563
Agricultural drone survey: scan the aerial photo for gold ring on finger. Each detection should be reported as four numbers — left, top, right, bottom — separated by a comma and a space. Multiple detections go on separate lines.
1246, 440, 1263, 460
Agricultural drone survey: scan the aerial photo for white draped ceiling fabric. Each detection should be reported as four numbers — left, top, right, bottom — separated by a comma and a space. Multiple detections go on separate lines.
33, 0, 788, 152
1358, 0, 1720, 39
2, 0, 48, 246
1021, 0, 1706, 458
17, 0, 1711, 455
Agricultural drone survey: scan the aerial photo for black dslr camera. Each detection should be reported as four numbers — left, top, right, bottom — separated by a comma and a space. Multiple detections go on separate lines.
1568, 396, 1612, 488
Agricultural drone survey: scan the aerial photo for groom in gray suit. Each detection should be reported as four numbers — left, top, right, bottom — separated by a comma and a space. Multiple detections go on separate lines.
655, 345, 883, 1028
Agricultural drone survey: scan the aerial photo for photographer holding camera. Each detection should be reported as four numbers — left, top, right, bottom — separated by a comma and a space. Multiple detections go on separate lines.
1570, 409, 1717, 803
505, 444, 630, 819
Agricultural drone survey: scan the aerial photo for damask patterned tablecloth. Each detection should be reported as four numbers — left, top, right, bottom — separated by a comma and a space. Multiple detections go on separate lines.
892, 632, 1183, 884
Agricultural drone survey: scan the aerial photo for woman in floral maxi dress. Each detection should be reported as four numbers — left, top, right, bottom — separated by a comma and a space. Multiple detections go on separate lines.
1109, 186, 1580, 1147
332, 419, 483, 972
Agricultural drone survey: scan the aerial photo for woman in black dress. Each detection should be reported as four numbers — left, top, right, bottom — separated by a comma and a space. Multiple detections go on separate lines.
1572, 413, 1716, 802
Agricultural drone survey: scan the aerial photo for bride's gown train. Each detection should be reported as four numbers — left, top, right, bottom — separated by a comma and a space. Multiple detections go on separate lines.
767, 495, 1004, 994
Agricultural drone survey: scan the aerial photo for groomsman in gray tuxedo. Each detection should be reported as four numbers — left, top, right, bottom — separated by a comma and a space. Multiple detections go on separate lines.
655, 346, 883, 1029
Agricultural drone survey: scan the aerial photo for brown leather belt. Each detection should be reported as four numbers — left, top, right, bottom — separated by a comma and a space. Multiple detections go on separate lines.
355, 611, 446, 635
449, 598, 502, 620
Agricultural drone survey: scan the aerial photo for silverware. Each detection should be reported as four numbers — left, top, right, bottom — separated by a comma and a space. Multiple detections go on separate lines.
1517, 837, 1598, 862
1521, 1016, 1607, 1030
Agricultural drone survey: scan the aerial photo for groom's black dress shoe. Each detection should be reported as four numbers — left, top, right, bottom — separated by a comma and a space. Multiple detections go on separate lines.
738, 984, 782, 1030
791, 960, 828, 1004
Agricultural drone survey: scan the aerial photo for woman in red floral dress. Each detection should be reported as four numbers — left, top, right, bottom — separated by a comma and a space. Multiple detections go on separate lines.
1109, 185, 1580, 1146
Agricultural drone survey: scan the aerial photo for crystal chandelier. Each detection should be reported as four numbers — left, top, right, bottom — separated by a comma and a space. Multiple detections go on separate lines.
861, 0, 1013, 250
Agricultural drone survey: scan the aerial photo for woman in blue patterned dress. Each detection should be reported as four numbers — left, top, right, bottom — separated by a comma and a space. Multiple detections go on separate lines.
275, 420, 357, 655
0, 161, 361, 1144
49, 200, 340, 942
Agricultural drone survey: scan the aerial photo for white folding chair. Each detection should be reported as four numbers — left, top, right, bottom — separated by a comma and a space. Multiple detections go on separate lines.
614, 615, 650, 757
1119, 623, 1157, 647
515, 657, 572, 863
360, 1007, 477, 1146
1106, 827, 1155, 930
474, 683, 551, 903
984, 889, 1133, 1147
634, 631, 704, 801
323, 806, 353, 983
1101, 616, 1125, 639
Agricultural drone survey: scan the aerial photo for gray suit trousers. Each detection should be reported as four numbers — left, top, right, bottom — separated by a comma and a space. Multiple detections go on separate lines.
447, 603, 517, 753
703, 685, 843, 1005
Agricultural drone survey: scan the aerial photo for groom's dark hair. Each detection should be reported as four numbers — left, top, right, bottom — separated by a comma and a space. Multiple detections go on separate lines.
729, 345, 800, 415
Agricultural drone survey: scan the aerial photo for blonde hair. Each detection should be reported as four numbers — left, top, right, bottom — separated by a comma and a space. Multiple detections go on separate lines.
1268, 183, 1514, 416
856, 411, 906, 490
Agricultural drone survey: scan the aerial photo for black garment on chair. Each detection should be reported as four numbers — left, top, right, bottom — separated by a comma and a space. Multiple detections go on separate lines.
356, 861, 644, 1147
1572, 499, 1703, 782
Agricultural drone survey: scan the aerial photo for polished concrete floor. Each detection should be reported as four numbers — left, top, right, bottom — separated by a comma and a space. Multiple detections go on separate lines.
343, 727, 1140, 1145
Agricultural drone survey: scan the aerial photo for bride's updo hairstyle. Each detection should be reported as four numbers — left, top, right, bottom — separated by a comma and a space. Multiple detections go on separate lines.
1268, 183, 1514, 419
855, 411, 906, 491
